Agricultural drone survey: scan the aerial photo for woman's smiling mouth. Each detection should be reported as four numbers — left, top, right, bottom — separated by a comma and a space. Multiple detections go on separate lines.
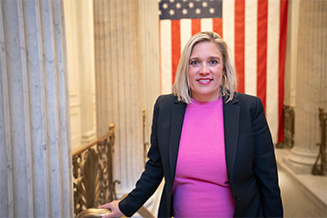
197, 79, 212, 85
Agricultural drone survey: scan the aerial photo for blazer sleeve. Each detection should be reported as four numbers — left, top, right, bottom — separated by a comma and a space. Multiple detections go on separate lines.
119, 97, 164, 217
252, 97, 283, 217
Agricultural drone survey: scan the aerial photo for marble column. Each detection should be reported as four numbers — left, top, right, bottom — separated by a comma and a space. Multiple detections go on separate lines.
286, 0, 327, 174
138, 0, 161, 156
94, 0, 160, 195
0, 0, 73, 217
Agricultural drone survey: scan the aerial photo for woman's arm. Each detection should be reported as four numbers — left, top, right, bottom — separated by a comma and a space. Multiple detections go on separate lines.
252, 97, 283, 217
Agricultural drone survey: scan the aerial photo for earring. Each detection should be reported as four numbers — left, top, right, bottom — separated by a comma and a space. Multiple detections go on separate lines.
220, 74, 227, 96
221, 74, 227, 86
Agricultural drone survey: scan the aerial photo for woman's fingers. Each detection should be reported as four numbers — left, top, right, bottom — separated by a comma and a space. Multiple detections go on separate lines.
99, 200, 124, 218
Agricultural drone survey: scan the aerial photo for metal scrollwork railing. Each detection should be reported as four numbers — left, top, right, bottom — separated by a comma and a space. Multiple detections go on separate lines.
73, 124, 120, 217
283, 105, 295, 148
276, 105, 295, 148
143, 108, 149, 165
312, 108, 327, 176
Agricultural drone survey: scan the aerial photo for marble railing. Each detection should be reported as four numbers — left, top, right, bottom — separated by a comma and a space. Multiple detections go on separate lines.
312, 108, 327, 176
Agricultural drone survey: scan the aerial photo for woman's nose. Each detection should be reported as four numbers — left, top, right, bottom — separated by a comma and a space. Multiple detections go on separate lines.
199, 63, 209, 74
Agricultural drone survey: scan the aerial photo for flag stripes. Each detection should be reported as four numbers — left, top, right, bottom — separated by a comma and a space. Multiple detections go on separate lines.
234, 0, 245, 94
244, 0, 257, 96
278, 0, 288, 142
257, 0, 268, 110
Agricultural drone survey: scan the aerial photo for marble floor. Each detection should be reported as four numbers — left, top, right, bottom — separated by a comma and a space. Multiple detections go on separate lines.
276, 148, 327, 218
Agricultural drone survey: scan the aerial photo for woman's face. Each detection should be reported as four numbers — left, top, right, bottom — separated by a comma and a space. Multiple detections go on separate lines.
188, 41, 223, 102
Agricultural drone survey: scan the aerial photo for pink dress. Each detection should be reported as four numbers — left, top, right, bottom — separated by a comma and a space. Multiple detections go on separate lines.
172, 97, 235, 217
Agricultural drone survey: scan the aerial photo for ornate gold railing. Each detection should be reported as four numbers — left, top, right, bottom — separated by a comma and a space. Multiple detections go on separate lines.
73, 123, 155, 217
283, 105, 295, 148
312, 108, 327, 176
143, 108, 150, 165
276, 105, 295, 148
73, 124, 119, 217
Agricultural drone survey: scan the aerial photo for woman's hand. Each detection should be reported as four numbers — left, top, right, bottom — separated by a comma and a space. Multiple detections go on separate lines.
99, 200, 124, 218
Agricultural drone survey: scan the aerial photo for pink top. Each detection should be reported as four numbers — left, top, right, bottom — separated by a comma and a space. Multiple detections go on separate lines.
172, 97, 235, 217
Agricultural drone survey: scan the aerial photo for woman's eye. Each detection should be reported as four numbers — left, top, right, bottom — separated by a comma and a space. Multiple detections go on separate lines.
209, 59, 218, 65
190, 60, 199, 65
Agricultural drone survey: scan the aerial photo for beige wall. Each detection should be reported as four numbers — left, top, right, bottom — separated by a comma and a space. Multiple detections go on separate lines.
64, 0, 97, 152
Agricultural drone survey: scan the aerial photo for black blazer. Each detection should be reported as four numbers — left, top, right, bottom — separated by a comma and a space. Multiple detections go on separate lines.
119, 93, 283, 217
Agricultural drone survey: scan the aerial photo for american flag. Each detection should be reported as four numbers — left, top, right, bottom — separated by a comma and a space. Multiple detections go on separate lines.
159, 0, 288, 144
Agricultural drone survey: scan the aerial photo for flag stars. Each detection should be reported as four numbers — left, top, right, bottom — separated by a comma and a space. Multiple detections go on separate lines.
159, 0, 222, 20
169, 9, 175, 16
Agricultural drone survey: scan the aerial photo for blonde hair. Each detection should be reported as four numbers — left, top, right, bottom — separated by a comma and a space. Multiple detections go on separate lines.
172, 31, 237, 103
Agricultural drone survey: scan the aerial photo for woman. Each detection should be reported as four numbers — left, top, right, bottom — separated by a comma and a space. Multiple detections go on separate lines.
100, 31, 283, 217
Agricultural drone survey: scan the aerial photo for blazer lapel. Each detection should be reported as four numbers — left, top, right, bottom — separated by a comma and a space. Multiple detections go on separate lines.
168, 99, 186, 186
223, 95, 240, 184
